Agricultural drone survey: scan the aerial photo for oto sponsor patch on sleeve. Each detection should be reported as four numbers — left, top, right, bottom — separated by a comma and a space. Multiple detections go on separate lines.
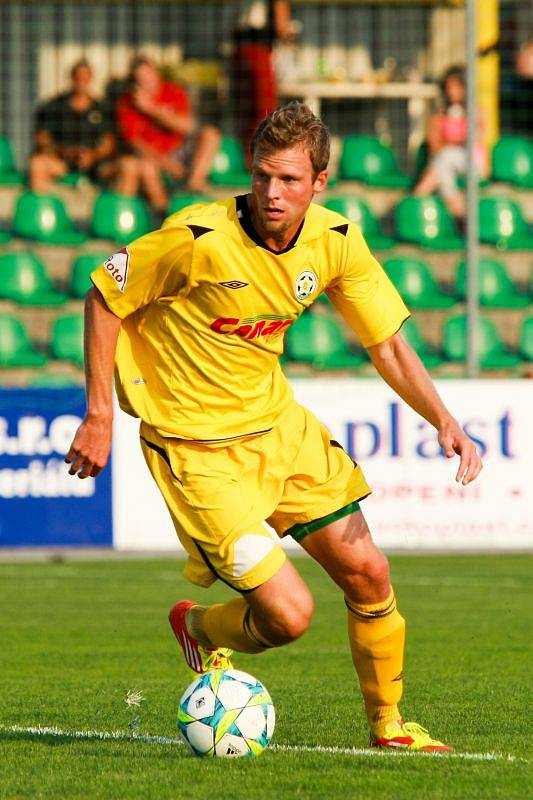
104, 248, 130, 292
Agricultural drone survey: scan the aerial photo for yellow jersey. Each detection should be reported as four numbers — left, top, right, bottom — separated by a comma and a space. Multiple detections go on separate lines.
91, 196, 409, 441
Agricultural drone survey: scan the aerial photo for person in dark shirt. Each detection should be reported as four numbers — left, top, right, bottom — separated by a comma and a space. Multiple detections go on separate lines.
30, 60, 116, 192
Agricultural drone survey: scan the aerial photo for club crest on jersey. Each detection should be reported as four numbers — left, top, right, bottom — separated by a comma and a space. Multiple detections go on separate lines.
295, 269, 317, 301
104, 248, 130, 292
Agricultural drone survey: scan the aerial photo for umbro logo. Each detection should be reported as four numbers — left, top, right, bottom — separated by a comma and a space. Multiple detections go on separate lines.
218, 281, 249, 290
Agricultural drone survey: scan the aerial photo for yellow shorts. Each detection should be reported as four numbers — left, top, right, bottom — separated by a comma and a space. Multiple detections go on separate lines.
139, 402, 371, 592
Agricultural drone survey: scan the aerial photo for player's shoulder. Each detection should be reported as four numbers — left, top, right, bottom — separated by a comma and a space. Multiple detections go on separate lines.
301, 202, 360, 244
162, 197, 240, 240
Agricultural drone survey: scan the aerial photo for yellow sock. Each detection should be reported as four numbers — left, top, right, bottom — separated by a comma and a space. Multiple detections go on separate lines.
188, 597, 275, 654
346, 590, 405, 736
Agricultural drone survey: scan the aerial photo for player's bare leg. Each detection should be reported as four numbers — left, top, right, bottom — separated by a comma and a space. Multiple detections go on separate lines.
300, 508, 452, 752
171, 559, 313, 662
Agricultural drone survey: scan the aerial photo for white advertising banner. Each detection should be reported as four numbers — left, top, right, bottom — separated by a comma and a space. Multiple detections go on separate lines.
114, 380, 533, 552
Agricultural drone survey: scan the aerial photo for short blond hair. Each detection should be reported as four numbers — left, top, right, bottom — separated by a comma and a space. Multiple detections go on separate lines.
250, 102, 330, 177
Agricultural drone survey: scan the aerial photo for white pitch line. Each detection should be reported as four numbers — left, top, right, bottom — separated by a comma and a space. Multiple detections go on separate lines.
0, 725, 521, 763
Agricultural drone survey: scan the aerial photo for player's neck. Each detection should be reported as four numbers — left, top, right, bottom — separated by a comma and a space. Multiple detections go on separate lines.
246, 195, 304, 253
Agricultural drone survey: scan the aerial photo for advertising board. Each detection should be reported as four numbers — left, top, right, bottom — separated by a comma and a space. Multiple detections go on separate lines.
114, 379, 533, 552
0, 389, 112, 547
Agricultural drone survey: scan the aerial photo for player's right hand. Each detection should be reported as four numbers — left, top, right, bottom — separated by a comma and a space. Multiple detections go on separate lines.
64, 413, 113, 479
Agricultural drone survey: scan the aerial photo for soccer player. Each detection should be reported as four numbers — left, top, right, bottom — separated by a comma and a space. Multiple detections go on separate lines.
66, 103, 482, 752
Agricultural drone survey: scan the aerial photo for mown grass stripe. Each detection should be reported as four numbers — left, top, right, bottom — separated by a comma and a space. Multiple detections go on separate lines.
0, 725, 521, 763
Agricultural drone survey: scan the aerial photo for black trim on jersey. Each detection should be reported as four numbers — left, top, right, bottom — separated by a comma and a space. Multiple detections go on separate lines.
140, 436, 182, 485
235, 194, 304, 254
330, 438, 358, 468
330, 223, 349, 237
187, 224, 213, 239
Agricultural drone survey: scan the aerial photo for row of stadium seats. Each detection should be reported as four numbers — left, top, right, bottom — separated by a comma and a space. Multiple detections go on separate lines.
1, 134, 532, 190
0, 251, 105, 304
338, 135, 533, 189
0, 190, 531, 251
1, 310, 531, 373
324, 195, 533, 252
285, 312, 533, 370
0, 314, 83, 368
1, 249, 531, 309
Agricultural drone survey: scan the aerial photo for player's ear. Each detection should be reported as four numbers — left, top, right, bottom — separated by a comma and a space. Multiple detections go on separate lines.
312, 170, 328, 195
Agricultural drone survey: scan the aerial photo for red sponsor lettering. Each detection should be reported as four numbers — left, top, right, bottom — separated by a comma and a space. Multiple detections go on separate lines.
105, 263, 123, 282
210, 317, 239, 334
210, 316, 294, 341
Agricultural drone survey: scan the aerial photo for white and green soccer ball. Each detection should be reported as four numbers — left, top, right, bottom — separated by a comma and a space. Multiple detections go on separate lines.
178, 668, 275, 758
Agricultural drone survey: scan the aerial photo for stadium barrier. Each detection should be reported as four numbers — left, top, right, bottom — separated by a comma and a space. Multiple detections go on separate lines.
1, 381, 532, 551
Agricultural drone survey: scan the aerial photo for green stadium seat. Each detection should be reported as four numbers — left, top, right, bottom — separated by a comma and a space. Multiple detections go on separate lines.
395, 196, 464, 250
455, 258, 529, 307
478, 198, 533, 250
339, 136, 412, 188
384, 256, 455, 308
167, 194, 215, 216
285, 312, 366, 369
492, 136, 533, 188
51, 315, 84, 367
324, 196, 395, 250
12, 192, 87, 245
400, 317, 442, 367
58, 171, 86, 188
519, 317, 533, 362
443, 315, 520, 368
0, 314, 47, 367
209, 136, 250, 186
0, 251, 67, 306
69, 252, 109, 298
91, 193, 152, 243
0, 135, 24, 185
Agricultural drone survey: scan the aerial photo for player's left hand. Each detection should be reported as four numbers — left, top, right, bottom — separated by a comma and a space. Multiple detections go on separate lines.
438, 418, 483, 485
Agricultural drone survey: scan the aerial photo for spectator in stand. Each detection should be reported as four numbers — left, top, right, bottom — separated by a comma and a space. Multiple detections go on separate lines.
509, 38, 533, 136
115, 57, 220, 211
413, 65, 488, 219
232, 1, 295, 160
30, 60, 116, 192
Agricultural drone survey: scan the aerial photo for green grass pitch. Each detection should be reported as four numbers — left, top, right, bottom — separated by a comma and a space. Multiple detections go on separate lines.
0, 555, 531, 799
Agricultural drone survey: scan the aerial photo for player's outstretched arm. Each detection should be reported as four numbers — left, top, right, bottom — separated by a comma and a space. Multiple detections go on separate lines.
368, 331, 483, 485
65, 287, 122, 479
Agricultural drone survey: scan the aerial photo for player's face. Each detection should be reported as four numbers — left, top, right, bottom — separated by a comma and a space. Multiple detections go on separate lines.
250, 146, 328, 247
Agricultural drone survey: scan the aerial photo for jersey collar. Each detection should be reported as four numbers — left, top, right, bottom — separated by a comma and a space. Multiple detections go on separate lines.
235, 194, 305, 255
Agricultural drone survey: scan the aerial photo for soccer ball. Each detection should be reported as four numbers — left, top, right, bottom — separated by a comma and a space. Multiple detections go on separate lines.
178, 668, 275, 758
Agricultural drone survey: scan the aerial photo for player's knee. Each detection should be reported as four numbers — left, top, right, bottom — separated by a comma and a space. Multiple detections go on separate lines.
345, 550, 390, 598
264, 592, 314, 645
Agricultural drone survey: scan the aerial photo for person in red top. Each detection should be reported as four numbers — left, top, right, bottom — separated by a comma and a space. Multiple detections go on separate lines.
116, 57, 220, 211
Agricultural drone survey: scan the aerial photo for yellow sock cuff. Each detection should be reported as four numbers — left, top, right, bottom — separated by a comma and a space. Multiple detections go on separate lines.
345, 590, 396, 620
201, 598, 275, 654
